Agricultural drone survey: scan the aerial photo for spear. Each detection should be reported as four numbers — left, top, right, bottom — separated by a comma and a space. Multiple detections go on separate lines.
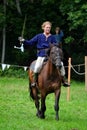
21, 15, 27, 38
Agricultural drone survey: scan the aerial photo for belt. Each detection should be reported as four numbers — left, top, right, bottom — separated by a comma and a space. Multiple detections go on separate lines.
37, 48, 49, 51
37, 48, 50, 55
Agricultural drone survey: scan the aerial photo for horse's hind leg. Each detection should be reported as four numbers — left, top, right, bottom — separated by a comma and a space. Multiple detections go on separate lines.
54, 89, 61, 120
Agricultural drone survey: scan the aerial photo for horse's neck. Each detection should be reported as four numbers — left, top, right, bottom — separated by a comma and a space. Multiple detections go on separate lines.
44, 59, 53, 77
48, 59, 53, 75
39, 59, 52, 76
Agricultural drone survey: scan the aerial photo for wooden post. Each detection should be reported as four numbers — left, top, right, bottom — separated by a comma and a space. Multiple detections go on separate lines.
67, 58, 71, 101
85, 56, 87, 91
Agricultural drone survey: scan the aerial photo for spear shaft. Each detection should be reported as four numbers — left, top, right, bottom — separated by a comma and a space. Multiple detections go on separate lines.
14, 15, 27, 52
19, 15, 27, 52
21, 15, 27, 38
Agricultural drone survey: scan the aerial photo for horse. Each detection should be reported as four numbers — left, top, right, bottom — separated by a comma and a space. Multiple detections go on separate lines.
28, 46, 62, 120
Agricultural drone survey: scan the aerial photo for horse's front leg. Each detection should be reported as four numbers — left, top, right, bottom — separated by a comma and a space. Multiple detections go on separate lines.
35, 96, 40, 117
39, 93, 46, 119
54, 89, 61, 120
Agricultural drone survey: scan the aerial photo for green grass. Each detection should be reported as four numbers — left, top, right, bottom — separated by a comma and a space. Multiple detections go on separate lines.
0, 77, 87, 130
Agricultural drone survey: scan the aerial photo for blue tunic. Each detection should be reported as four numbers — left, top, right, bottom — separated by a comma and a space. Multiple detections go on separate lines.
24, 33, 56, 57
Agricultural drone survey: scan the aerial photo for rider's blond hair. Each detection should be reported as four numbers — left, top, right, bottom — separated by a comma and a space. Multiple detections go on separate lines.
41, 21, 52, 29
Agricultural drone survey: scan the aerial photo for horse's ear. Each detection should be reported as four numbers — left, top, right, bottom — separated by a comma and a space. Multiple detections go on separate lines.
49, 43, 54, 48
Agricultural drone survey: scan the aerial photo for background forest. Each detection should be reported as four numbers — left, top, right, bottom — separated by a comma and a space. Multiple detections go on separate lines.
0, 0, 87, 79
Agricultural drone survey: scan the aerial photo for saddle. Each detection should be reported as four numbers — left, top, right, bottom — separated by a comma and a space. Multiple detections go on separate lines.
29, 58, 48, 73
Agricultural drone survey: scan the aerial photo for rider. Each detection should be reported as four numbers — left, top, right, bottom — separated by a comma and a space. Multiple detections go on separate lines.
18, 21, 69, 87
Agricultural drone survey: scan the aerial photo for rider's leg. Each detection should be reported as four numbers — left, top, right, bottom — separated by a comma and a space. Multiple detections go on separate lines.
31, 57, 45, 87
60, 62, 70, 87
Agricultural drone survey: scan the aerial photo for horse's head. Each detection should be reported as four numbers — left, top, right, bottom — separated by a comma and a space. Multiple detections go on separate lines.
50, 45, 63, 69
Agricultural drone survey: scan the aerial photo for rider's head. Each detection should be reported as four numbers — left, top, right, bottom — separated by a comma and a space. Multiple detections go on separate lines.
41, 21, 52, 35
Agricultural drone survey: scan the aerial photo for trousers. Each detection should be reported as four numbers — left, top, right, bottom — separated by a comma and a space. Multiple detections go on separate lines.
34, 57, 65, 77
60, 62, 65, 76
34, 57, 45, 73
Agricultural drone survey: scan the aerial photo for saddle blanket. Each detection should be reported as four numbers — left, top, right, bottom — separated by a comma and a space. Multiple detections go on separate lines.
30, 59, 47, 73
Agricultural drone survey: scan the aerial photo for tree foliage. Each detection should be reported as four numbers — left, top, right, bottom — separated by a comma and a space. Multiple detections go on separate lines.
60, 0, 87, 42
0, 0, 87, 67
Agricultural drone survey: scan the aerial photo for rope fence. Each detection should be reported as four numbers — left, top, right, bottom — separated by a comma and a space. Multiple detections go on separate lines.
65, 63, 85, 76
0, 62, 28, 71
0, 56, 87, 101
67, 56, 87, 101
0, 62, 85, 73
65, 63, 84, 68
71, 64, 85, 75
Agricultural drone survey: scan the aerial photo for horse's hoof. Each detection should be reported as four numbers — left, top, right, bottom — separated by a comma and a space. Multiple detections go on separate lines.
38, 114, 45, 119
40, 115, 45, 119
55, 117, 59, 120
36, 111, 41, 117
36, 112, 45, 119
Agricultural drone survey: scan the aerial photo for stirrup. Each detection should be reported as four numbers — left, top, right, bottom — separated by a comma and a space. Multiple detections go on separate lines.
63, 82, 70, 87
31, 82, 36, 87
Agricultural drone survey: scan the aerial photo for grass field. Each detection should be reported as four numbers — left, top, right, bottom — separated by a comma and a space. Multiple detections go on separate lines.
0, 77, 87, 130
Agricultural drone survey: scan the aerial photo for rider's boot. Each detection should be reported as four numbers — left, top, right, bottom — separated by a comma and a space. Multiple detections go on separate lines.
31, 73, 38, 87
61, 76, 70, 87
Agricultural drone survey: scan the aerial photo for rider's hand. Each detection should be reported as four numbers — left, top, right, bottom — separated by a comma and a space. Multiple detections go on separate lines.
18, 36, 25, 43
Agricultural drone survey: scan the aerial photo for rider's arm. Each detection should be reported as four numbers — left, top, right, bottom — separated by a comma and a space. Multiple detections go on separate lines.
23, 35, 38, 46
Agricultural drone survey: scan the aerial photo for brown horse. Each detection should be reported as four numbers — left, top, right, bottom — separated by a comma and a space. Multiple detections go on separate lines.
28, 46, 62, 120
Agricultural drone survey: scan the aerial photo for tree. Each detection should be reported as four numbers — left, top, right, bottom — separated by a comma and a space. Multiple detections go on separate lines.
1, 0, 6, 63
0, 0, 87, 66
16, 0, 22, 15
59, 0, 87, 43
